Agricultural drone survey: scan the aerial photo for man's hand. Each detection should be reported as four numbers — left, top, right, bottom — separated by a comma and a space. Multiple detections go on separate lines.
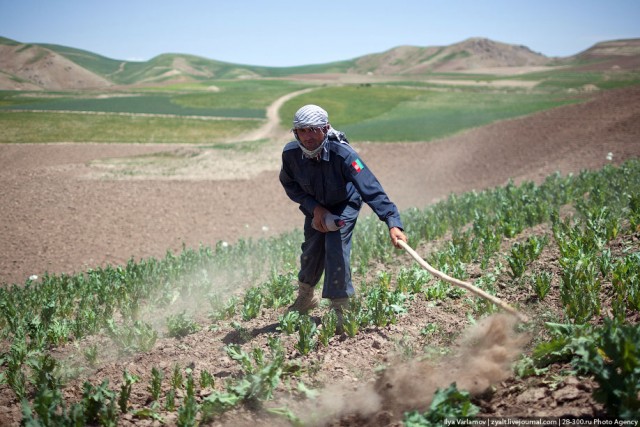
312, 205, 331, 233
389, 227, 408, 248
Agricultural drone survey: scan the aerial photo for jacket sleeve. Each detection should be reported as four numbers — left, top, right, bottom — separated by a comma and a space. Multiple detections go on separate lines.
279, 155, 319, 216
344, 154, 403, 230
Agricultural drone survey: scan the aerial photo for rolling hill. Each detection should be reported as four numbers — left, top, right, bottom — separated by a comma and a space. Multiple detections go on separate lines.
0, 35, 639, 90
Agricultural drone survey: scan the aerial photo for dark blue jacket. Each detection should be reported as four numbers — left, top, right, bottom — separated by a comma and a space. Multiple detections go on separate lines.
279, 135, 403, 230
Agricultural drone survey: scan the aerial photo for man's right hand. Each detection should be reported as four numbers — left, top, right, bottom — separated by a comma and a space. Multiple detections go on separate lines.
312, 205, 331, 232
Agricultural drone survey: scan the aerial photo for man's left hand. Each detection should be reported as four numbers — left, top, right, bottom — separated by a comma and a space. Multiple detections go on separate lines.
389, 227, 408, 249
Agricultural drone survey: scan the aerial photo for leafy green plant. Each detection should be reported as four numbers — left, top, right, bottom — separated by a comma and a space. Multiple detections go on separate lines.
420, 323, 439, 336
262, 272, 296, 309
81, 379, 118, 426
171, 364, 183, 390
506, 241, 529, 279
177, 394, 199, 427
83, 343, 99, 367
241, 287, 263, 321
199, 369, 215, 389
106, 319, 158, 355
530, 271, 552, 300
166, 311, 201, 338
533, 320, 640, 419
295, 315, 317, 355
278, 311, 300, 335
118, 370, 139, 413
225, 337, 286, 405
149, 367, 163, 402
403, 382, 479, 426
318, 309, 337, 346
571, 319, 640, 419
209, 296, 238, 321
343, 310, 360, 338
559, 253, 602, 323
397, 266, 430, 294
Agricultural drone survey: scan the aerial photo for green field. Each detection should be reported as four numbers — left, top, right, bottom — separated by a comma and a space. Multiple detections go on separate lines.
280, 85, 580, 142
0, 112, 260, 143
1, 67, 639, 144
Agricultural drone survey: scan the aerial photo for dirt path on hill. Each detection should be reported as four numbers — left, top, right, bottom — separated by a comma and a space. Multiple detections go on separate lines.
1, 86, 640, 285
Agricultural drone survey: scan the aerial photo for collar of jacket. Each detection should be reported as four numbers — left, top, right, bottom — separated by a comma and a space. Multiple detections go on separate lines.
299, 139, 331, 162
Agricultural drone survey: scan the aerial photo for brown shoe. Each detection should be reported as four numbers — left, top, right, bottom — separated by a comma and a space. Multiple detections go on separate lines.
329, 298, 349, 335
286, 282, 319, 315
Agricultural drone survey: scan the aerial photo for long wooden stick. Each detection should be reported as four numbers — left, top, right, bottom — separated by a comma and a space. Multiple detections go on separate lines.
397, 240, 528, 323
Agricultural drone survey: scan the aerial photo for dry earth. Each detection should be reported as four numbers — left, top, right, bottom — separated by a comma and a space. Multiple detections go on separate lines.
0, 86, 640, 426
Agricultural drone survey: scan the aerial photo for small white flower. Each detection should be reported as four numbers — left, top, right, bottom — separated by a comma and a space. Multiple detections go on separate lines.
221, 241, 229, 248
262, 225, 269, 232
606, 152, 613, 161
29, 275, 38, 281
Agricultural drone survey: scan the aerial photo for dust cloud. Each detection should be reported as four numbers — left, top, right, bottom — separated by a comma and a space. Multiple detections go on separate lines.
302, 314, 526, 425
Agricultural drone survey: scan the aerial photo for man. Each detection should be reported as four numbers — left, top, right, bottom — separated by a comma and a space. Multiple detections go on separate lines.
279, 104, 408, 331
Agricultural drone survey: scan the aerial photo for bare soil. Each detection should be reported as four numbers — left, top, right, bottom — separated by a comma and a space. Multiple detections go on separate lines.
1, 86, 640, 426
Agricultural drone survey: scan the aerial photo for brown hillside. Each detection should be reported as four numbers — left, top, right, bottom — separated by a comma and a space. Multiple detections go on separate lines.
351, 38, 549, 75
565, 38, 640, 71
0, 44, 112, 90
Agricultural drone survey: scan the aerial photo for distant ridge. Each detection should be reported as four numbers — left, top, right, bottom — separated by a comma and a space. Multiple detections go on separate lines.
350, 38, 549, 75
0, 36, 638, 90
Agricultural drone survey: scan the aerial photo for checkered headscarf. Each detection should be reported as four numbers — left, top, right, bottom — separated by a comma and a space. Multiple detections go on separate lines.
292, 104, 329, 129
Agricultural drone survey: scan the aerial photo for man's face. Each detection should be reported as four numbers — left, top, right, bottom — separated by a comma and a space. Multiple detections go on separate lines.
296, 126, 327, 151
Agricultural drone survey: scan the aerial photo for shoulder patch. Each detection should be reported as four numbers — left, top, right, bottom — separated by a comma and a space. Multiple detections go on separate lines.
351, 158, 364, 173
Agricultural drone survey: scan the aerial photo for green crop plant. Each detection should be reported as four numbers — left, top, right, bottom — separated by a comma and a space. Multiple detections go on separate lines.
165, 388, 176, 411
224, 337, 287, 405
200, 390, 243, 419
118, 370, 139, 413
506, 242, 529, 279
559, 252, 602, 323
506, 235, 548, 279
28, 353, 62, 393
199, 369, 215, 389
106, 319, 158, 355
171, 364, 184, 390
403, 382, 479, 426
611, 253, 640, 317
241, 287, 263, 321
572, 319, 640, 419
530, 271, 552, 300
533, 320, 640, 419
278, 311, 300, 335
22, 382, 84, 426
149, 367, 163, 402
177, 394, 199, 427
450, 228, 480, 264
598, 248, 614, 278
420, 323, 439, 336
396, 266, 430, 295
225, 344, 255, 375
209, 296, 238, 322
364, 276, 407, 328
166, 311, 201, 338
81, 379, 118, 426
262, 272, 296, 309
343, 309, 360, 338
318, 309, 337, 346
628, 193, 640, 231
295, 315, 317, 355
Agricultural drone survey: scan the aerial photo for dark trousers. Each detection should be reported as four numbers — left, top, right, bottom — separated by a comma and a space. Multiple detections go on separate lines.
298, 200, 361, 299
